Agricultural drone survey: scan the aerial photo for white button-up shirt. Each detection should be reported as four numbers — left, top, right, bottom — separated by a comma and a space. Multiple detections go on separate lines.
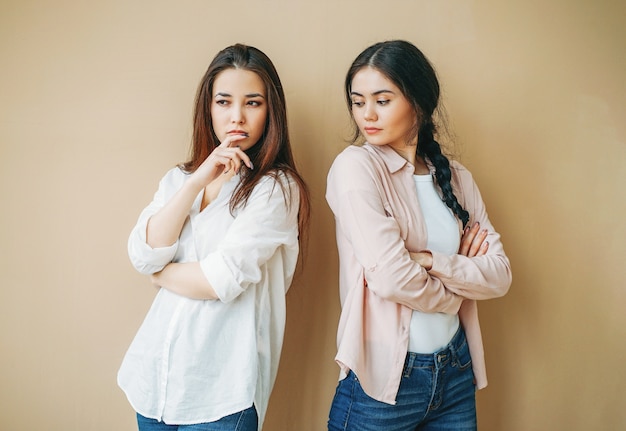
118, 167, 300, 428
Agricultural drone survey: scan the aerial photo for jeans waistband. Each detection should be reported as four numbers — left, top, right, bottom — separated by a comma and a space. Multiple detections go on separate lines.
404, 325, 467, 368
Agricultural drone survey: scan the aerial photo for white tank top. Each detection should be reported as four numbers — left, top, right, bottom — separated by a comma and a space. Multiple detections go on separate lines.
408, 174, 461, 353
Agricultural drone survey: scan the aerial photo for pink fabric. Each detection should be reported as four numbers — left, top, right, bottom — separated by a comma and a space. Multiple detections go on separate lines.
326, 143, 511, 404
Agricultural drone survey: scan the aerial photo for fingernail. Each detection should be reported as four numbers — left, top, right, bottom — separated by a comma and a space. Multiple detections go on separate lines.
249, 161, 254, 170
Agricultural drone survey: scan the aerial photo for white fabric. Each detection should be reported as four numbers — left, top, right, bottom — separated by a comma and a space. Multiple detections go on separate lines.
408, 174, 460, 353
118, 167, 300, 428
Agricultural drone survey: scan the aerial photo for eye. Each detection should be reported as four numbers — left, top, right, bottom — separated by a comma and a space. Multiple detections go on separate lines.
377, 99, 390, 105
351, 100, 364, 107
215, 99, 229, 106
247, 100, 263, 107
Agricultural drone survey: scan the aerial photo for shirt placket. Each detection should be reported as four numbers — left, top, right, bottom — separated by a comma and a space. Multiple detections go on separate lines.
156, 300, 185, 419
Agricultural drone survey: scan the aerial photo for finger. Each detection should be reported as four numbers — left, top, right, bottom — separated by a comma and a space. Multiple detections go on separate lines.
222, 159, 234, 174
226, 135, 254, 170
226, 132, 248, 145
458, 227, 471, 256
221, 145, 252, 171
476, 241, 489, 257
232, 148, 253, 171
211, 154, 234, 171
459, 222, 480, 256
468, 229, 488, 257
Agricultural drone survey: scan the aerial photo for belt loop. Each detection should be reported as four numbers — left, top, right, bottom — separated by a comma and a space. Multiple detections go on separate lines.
403, 353, 416, 378
448, 327, 462, 364
449, 342, 458, 365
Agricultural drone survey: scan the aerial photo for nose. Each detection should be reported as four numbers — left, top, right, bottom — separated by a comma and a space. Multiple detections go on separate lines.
231, 105, 245, 124
363, 102, 377, 121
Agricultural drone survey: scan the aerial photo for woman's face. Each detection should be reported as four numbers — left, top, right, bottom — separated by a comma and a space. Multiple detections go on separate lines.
211, 68, 268, 151
349, 67, 417, 151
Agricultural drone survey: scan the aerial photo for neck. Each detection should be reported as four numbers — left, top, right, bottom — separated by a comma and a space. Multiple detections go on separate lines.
391, 145, 416, 166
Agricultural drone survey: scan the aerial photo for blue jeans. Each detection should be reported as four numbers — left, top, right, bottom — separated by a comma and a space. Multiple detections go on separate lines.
137, 406, 258, 431
328, 327, 477, 431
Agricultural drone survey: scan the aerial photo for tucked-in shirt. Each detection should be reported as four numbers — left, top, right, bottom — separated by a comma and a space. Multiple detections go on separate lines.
408, 174, 460, 353
326, 143, 512, 404
118, 167, 300, 428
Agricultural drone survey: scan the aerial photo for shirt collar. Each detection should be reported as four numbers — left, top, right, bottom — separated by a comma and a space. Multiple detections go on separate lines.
364, 142, 435, 175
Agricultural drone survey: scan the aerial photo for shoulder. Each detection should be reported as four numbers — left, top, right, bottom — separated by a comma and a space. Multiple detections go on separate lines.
448, 160, 483, 207
151, 166, 189, 194
250, 170, 300, 202
160, 165, 189, 184
329, 145, 383, 184
327, 146, 388, 200
331, 145, 375, 169
255, 170, 296, 189
449, 160, 475, 185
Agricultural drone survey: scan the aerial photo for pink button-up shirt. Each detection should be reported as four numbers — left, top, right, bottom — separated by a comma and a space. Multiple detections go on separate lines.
326, 143, 512, 404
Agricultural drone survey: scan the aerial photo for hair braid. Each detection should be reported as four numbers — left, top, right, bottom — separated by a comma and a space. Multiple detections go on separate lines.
418, 121, 470, 227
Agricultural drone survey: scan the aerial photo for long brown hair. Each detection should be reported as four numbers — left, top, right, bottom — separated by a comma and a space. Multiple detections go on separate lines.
181, 44, 310, 241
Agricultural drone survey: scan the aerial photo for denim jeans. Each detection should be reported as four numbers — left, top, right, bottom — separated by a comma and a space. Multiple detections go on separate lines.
328, 327, 477, 431
136, 405, 258, 431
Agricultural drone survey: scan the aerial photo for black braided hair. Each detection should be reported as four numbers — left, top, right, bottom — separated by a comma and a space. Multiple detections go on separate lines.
345, 40, 470, 227
417, 122, 470, 227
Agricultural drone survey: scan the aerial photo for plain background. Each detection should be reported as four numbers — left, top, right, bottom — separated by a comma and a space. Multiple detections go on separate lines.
1, 0, 625, 430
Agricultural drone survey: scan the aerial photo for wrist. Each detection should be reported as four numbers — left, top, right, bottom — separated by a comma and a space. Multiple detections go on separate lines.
421, 250, 433, 271
184, 176, 206, 194
409, 250, 433, 271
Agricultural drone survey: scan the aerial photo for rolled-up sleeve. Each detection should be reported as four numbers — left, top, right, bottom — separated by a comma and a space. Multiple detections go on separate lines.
200, 174, 299, 303
127, 170, 181, 275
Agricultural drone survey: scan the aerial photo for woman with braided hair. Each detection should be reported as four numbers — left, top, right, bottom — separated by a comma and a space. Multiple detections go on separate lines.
325, 40, 512, 430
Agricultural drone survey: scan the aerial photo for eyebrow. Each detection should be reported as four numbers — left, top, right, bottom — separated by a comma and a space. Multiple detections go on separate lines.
215, 92, 266, 98
350, 89, 396, 97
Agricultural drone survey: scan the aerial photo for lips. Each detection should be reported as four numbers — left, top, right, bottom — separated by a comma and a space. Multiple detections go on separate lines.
364, 127, 381, 134
228, 130, 248, 136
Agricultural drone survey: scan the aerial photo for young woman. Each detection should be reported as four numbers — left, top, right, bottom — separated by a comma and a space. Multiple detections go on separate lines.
118, 44, 310, 431
326, 40, 512, 430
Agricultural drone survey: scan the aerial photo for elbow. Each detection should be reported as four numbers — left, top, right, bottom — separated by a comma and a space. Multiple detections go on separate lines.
497, 268, 513, 297
129, 257, 164, 276
134, 264, 162, 276
366, 281, 395, 302
496, 257, 513, 297
486, 265, 512, 299
363, 265, 403, 301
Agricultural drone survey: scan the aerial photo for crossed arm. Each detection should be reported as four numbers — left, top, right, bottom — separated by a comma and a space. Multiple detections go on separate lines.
411, 221, 489, 269
144, 136, 253, 301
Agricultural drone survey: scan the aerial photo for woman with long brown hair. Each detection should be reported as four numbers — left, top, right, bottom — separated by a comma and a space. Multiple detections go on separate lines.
118, 43, 309, 431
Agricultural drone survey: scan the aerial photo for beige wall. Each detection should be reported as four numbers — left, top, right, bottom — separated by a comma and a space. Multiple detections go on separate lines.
1, 0, 624, 429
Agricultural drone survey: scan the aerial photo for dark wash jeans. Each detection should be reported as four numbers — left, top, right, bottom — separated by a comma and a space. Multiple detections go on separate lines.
137, 405, 257, 431
328, 327, 477, 431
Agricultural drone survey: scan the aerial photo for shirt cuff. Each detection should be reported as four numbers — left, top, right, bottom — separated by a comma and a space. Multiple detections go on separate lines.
429, 250, 452, 280
199, 252, 245, 303
128, 220, 179, 274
